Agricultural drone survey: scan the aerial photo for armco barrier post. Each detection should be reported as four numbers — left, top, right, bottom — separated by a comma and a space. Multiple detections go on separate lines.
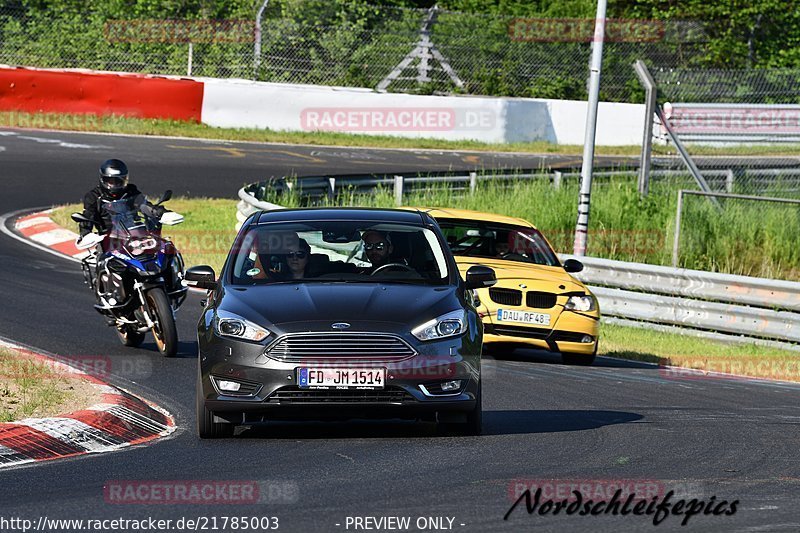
394, 175, 404, 206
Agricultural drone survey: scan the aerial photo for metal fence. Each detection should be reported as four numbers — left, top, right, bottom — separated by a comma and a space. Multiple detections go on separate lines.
0, 2, 708, 101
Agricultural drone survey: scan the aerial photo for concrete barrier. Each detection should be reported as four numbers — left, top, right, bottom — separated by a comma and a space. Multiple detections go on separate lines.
200, 77, 645, 145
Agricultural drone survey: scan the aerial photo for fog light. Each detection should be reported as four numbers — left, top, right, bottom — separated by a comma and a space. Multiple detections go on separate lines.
441, 380, 462, 392
581, 335, 594, 343
217, 380, 241, 392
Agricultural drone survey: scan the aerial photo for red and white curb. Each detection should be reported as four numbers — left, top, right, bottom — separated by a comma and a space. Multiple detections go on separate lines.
12, 209, 88, 262
0, 339, 176, 469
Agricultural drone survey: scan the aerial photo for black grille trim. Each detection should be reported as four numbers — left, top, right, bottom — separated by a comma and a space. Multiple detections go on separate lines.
551, 331, 593, 343
267, 386, 413, 404
266, 332, 416, 362
489, 288, 522, 306
491, 324, 551, 339
488, 325, 592, 344
526, 291, 557, 309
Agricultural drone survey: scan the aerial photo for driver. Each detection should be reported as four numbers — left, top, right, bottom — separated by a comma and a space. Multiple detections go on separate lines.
360, 230, 395, 273
77, 159, 165, 248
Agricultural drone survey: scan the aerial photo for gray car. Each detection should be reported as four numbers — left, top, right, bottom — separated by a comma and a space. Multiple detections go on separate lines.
186, 208, 496, 438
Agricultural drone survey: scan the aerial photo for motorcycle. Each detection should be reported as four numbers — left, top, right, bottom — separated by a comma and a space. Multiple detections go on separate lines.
71, 190, 187, 356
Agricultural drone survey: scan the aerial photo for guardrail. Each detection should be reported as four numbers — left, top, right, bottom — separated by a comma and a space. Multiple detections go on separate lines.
240, 167, 800, 211
238, 182, 800, 351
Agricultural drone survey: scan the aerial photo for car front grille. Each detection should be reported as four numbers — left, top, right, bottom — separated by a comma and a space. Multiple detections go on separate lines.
265, 333, 416, 362
490, 324, 551, 339
267, 386, 413, 404
489, 288, 522, 306
526, 291, 557, 309
487, 324, 592, 343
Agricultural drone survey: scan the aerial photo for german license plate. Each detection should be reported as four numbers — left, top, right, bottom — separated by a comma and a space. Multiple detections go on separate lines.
298, 368, 385, 389
497, 308, 551, 326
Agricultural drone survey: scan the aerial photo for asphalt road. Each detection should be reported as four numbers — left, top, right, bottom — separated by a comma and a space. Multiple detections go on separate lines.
0, 128, 798, 533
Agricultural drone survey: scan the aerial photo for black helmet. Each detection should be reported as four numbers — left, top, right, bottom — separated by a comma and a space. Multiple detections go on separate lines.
99, 159, 129, 197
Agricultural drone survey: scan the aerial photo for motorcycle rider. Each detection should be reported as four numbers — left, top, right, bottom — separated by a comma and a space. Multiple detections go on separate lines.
78, 159, 166, 247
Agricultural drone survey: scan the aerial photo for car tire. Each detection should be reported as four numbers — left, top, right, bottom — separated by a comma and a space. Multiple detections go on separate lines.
440, 384, 482, 436
561, 343, 598, 366
196, 378, 234, 439
463, 384, 483, 436
482, 342, 514, 357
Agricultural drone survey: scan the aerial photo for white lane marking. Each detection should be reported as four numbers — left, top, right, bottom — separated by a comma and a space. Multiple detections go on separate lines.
0, 146, 5, 152
17, 417, 123, 452
16, 135, 111, 150
0, 131, 18, 136
28, 228, 76, 246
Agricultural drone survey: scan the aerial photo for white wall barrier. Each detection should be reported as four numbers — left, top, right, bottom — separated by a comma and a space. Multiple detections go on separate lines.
200, 78, 645, 146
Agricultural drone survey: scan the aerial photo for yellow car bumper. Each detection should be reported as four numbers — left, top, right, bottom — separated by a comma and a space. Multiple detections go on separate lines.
482, 310, 599, 355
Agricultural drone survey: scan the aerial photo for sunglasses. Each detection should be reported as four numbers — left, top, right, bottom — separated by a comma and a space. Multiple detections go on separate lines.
363, 242, 387, 251
285, 251, 308, 259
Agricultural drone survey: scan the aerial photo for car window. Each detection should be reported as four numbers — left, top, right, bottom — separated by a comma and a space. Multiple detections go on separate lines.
437, 219, 560, 267
228, 221, 449, 285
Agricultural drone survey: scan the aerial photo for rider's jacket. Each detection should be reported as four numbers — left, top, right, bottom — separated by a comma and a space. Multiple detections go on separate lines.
80, 185, 162, 237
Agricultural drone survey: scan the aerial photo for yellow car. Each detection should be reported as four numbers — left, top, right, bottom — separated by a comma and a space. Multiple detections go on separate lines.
415, 208, 600, 365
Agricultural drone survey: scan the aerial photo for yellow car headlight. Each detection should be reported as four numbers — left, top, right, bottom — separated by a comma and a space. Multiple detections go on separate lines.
565, 295, 596, 312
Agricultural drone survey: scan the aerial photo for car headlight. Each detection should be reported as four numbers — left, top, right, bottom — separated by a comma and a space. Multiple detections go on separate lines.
412, 310, 467, 341
565, 294, 596, 312
214, 310, 270, 342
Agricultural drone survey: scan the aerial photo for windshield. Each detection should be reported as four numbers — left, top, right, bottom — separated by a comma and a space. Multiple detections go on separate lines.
101, 197, 147, 234
228, 221, 450, 285
436, 219, 560, 267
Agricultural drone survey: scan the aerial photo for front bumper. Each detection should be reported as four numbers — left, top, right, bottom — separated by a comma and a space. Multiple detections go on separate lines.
482, 309, 600, 354
198, 331, 480, 422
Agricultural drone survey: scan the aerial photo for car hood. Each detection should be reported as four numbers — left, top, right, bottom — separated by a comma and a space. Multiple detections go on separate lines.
219, 283, 459, 331
454, 257, 586, 292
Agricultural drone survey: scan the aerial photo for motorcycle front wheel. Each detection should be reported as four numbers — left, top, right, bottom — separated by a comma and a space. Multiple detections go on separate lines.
145, 288, 178, 357
116, 324, 145, 347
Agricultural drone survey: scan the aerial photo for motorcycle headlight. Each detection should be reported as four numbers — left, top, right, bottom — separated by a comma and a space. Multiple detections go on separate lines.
411, 310, 467, 341
128, 237, 158, 256
214, 311, 270, 342
565, 294, 596, 312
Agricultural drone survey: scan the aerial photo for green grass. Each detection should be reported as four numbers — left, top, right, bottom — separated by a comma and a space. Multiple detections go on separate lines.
599, 323, 800, 382
6, 110, 800, 157
0, 348, 90, 421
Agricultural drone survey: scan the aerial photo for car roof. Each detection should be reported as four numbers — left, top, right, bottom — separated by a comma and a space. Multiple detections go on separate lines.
256, 207, 428, 225
404, 207, 535, 229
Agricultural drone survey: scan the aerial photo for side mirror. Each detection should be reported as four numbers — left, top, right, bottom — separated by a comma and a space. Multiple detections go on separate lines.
465, 265, 496, 290
156, 190, 173, 205
563, 258, 584, 273
184, 265, 216, 290
71, 212, 92, 224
